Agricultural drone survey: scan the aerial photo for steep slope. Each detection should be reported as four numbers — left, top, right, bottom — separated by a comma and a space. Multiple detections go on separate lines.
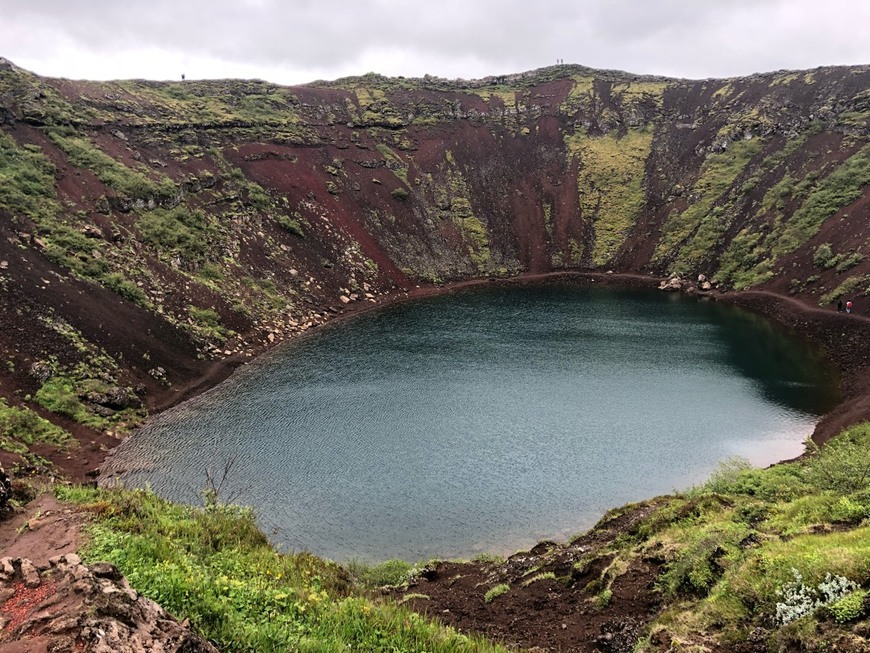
0, 57, 869, 471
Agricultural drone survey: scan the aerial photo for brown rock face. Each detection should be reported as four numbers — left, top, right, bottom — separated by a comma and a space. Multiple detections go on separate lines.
0, 555, 217, 653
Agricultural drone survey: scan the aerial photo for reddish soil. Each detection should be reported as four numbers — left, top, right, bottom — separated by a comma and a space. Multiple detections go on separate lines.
395, 500, 667, 653
0, 494, 85, 567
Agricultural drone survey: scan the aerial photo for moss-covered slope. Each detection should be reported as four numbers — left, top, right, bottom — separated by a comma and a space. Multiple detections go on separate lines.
0, 57, 869, 467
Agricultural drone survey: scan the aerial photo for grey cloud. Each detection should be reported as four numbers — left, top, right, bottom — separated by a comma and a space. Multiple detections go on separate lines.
4, 0, 870, 82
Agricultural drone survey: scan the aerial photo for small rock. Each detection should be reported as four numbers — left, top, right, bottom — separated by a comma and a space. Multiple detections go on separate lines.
89, 562, 121, 580
0, 557, 14, 580
21, 558, 41, 588
0, 260, 7, 270
339, 295, 351, 304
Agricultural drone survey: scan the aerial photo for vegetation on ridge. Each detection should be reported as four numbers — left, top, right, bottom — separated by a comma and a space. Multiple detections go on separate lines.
59, 486, 506, 653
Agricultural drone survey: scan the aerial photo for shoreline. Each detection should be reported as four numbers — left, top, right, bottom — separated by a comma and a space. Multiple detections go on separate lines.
102, 271, 870, 480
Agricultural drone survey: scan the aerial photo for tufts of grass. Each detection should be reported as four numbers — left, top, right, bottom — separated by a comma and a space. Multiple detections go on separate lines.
48, 131, 176, 202
60, 486, 506, 653
774, 144, 870, 257
521, 572, 556, 587
483, 584, 510, 604
656, 138, 765, 271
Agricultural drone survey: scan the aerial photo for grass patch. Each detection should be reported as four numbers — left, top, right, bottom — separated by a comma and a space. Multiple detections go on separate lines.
819, 275, 869, 305
48, 131, 176, 201
655, 138, 764, 271
0, 399, 72, 454
565, 127, 653, 266
774, 144, 870, 257
0, 132, 58, 224
137, 206, 219, 266
60, 486, 505, 652
484, 584, 510, 603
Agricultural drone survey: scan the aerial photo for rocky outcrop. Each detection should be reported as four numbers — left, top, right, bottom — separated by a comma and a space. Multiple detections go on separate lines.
0, 555, 217, 652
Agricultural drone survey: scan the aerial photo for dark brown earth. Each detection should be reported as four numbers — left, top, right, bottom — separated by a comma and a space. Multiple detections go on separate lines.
395, 501, 667, 653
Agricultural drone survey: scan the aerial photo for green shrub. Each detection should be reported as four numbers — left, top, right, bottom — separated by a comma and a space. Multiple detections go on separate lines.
813, 243, 835, 268
805, 423, 870, 494
100, 272, 147, 304
275, 214, 304, 237
596, 588, 613, 608
137, 206, 217, 264
834, 252, 865, 272
828, 589, 868, 623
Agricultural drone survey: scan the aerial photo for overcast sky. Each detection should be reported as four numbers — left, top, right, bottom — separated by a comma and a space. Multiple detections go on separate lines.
3, 0, 870, 85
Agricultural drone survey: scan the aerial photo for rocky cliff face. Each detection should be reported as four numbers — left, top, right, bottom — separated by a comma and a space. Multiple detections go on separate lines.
0, 58, 868, 468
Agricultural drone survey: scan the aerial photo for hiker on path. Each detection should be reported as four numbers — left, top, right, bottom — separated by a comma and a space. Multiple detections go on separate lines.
837, 300, 843, 312
846, 300, 853, 314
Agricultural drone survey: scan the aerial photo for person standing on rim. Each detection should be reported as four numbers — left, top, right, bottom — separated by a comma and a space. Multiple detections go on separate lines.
846, 300, 853, 314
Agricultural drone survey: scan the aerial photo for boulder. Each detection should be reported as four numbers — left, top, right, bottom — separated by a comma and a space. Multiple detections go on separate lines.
0, 556, 218, 652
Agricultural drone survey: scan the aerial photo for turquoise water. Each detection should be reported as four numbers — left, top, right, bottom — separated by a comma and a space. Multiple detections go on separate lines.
104, 286, 839, 562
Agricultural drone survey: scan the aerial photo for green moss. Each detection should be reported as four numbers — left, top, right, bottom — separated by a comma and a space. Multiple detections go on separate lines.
375, 143, 410, 187
656, 138, 765, 271
440, 159, 492, 272
819, 276, 869, 305
48, 131, 176, 201
0, 398, 72, 452
774, 144, 870, 257
565, 127, 652, 266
